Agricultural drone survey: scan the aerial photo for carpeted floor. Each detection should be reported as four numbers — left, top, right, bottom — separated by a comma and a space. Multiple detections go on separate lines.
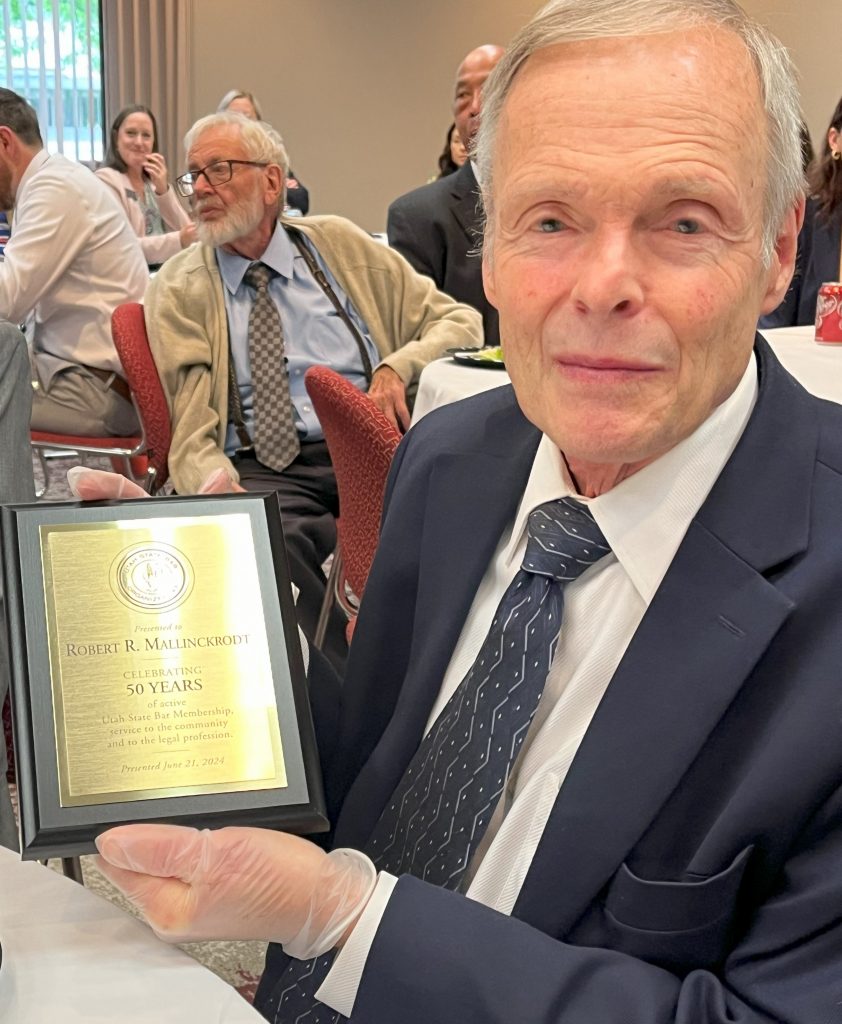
33, 448, 111, 500
18, 452, 269, 1006
81, 855, 268, 1004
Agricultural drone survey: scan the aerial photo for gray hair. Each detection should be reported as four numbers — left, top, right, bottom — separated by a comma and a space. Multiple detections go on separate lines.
475, 0, 804, 263
217, 89, 263, 120
183, 112, 288, 176
0, 88, 42, 146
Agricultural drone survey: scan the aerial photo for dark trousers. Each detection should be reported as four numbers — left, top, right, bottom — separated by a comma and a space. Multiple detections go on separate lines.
235, 444, 347, 673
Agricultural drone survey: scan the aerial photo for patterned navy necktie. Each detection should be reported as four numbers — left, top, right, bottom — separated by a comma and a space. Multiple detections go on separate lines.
261, 498, 610, 1024
244, 261, 301, 472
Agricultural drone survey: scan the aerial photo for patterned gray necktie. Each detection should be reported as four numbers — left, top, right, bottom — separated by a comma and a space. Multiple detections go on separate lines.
244, 261, 301, 472
261, 498, 610, 1024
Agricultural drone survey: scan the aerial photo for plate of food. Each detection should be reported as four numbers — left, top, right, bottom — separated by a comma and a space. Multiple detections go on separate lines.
448, 346, 506, 369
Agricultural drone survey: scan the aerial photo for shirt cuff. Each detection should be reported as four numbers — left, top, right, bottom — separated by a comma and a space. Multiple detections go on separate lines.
314, 871, 399, 1017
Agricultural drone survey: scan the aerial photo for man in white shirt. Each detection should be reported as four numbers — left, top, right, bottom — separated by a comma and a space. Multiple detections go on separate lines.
0, 89, 148, 436
93, 2, 842, 1022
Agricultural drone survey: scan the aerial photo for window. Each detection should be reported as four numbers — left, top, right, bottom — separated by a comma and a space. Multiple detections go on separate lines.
1, 0, 103, 164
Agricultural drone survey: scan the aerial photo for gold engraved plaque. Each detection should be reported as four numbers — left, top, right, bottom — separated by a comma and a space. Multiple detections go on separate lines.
41, 514, 287, 807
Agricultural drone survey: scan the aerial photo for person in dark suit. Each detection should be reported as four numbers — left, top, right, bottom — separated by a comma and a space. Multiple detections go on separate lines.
760, 95, 842, 327
92, 2, 842, 1022
387, 45, 504, 348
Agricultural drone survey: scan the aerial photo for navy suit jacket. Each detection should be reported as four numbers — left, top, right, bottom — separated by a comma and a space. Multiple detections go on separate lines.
386, 162, 499, 344
256, 338, 842, 1023
760, 197, 842, 327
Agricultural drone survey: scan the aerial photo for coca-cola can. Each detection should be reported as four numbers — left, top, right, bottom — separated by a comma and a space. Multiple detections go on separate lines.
815, 282, 842, 344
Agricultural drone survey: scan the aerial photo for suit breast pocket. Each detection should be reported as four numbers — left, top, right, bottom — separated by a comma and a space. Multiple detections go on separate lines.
597, 845, 753, 975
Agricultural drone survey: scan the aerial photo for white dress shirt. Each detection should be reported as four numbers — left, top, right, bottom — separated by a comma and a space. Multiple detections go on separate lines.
318, 352, 759, 1015
0, 150, 148, 385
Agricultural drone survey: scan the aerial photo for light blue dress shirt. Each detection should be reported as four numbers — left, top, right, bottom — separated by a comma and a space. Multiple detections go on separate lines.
216, 221, 378, 453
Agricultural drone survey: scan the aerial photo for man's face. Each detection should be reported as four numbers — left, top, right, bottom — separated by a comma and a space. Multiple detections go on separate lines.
187, 124, 272, 247
453, 47, 503, 153
483, 28, 801, 480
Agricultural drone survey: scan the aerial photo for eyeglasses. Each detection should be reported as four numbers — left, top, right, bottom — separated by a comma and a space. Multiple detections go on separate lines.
175, 159, 268, 197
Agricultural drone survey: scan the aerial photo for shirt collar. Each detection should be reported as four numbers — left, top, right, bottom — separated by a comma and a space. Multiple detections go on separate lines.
502, 352, 758, 604
16, 148, 50, 198
216, 218, 295, 296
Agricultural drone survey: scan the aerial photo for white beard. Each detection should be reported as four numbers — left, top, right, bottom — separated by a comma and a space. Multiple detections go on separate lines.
194, 192, 265, 247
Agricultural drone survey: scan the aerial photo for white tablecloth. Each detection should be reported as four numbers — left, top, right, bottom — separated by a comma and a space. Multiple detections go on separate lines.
761, 325, 842, 402
0, 848, 263, 1022
413, 326, 842, 421
412, 359, 510, 421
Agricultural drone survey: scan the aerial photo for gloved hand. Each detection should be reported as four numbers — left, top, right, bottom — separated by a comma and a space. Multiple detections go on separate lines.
67, 466, 245, 500
198, 468, 246, 494
67, 465, 148, 500
95, 824, 376, 955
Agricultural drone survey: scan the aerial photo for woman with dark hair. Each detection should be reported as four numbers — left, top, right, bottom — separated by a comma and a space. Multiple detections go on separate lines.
799, 120, 815, 175
95, 104, 194, 267
436, 122, 468, 179
761, 99, 842, 327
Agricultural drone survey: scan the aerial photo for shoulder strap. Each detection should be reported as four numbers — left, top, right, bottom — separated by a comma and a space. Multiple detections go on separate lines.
227, 347, 253, 450
285, 225, 374, 383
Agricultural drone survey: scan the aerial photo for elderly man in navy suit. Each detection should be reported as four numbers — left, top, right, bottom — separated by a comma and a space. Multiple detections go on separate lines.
386, 44, 504, 349
93, 1, 842, 1021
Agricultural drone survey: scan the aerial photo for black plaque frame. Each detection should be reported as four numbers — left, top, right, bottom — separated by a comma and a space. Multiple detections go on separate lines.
1, 492, 328, 859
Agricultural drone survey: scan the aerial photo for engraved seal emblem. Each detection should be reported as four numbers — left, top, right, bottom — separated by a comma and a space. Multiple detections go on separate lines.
112, 543, 193, 611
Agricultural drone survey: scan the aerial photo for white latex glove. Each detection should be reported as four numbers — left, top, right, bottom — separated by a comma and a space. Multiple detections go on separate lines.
67, 466, 147, 500
67, 466, 244, 500
95, 824, 376, 955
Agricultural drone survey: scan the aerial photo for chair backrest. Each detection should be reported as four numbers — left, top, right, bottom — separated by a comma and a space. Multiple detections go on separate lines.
111, 303, 171, 491
305, 366, 401, 599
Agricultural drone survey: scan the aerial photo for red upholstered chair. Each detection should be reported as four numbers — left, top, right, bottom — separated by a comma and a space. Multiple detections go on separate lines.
30, 428, 150, 494
30, 303, 171, 495
111, 302, 171, 492
304, 367, 402, 646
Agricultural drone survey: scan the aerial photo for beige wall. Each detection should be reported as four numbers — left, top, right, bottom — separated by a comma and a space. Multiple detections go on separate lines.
188, 0, 540, 231
188, 1, 842, 232
742, 0, 842, 156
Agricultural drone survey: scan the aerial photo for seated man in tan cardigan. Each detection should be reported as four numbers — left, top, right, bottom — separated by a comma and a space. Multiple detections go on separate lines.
146, 112, 483, 669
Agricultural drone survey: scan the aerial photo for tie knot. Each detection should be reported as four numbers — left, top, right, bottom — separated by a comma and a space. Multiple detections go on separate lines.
523, 497, 610, 584
244, 261, 274, 291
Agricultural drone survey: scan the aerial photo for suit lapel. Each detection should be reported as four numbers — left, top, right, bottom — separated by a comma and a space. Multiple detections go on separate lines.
392, 397, 541, 745
513, 339, 819, 935
514, 524, 795, 934
448, 162, 484, 245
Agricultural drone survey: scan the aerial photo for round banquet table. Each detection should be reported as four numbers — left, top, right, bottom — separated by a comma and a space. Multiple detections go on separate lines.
412, 326, 842, 422
0, 847, 264, 1022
